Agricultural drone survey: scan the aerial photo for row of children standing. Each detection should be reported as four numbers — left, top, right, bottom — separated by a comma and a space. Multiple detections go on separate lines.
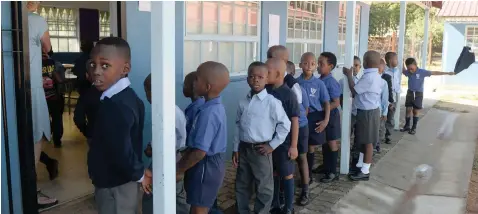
77, 36, 454, 214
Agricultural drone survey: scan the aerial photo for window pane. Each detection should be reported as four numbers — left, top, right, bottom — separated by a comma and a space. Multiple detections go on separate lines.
293, 43, 303, 65
287, 16, 294, 38
58, 38, 69, 52
234, 6, 246, 35
246, 42, 258, 66
218, 42, 233, 71
294, 18, 303, 38
303, 17, 310, 39
186, 2, 201, 34
219, 4, 233, 35
234, 42, 246, 73
201, 41, 218, 62
51, 38, 59, 53
68, 39, 79, 52
184, 41, 201, 73
202, 2, 218, 34
247, 8, 258, 36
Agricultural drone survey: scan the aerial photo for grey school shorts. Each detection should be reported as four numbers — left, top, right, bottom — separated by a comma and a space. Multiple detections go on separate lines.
354, 108, 380, 145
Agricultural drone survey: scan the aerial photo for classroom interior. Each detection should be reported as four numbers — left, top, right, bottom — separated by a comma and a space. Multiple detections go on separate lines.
30, 1, 118, 211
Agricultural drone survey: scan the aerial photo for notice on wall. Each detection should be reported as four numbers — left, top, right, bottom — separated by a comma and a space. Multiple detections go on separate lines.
268, 14, 280, 47
139, 1, 151, 12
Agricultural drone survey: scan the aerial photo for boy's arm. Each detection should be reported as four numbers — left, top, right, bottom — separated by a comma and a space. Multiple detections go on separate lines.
385, 75, 394, 103
269, 100, 291, 149
381, 82, 389, 117
291, 83, 302, 104
233, 103, 244, 152
329, 82, 342, 110
103, 104, 144, 181
175, 107, 187, 151
73, 94, 87, 136
290, 117, 299, 149
177, 112, 217, 174
430, 71, 454, 76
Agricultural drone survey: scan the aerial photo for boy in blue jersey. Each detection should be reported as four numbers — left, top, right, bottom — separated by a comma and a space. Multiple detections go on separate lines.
183, 71, 206, 134
266, 58, 299, 214
400, 58, 454, 135
177, 61, 230, 214
287, 61, 311, 206
233, 62, 290, 214
296, 52, 331, 185
317, 52, 342, 183
88, 37, 145, 214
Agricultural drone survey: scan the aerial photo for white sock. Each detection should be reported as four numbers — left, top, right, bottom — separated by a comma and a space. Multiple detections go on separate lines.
356, 153, 364, 168
361, 163, 371, 174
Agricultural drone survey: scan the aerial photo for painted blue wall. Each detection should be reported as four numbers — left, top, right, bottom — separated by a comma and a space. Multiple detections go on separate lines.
260, 1, 288, 61
442, 22, 478, 86
1, 1, 25, 213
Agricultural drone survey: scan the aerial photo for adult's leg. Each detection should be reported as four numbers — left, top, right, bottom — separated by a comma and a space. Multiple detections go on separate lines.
235, 147, 254, 214
40, 151, 59, 180
52, 98, 64, 147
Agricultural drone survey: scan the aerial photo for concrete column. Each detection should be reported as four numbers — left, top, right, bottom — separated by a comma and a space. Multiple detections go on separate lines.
323, 1, 340, 53
109, 2, 118, 36
358, 3, 370, 59
421, 8, 430, 69
340, 1, 356, 175
150, 2, 177, 214
394, 1, 407, 130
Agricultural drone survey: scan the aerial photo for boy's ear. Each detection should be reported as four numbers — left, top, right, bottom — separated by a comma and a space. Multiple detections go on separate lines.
122, 62, 131, 76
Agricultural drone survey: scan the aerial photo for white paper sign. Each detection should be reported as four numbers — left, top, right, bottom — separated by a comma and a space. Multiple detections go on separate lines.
268, 14, 280, 47
139, 1, 151, 12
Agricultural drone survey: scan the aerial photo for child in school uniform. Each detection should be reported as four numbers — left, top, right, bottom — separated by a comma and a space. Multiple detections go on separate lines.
177, 61, 230, 214
233, 61, 291, 214
140, 74, 190, 214
183, 71, 206, 134
343, 50, 382, 181
287, 61, 311, 206
296, 52, 331, 185
317, 52, 342, 183
384, 52, 400, 143
376, 59, 391, 153
265, 58, 299, 214
88, 37, 145, 214
339, 56, 361, 108
400, 58, 454, 135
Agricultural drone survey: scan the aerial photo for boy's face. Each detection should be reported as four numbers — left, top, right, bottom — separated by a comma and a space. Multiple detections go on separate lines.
193, 70, 210, 97
353, 59, 361, 76
89, 45, 130, 92
266, 62, 279, 85
286, 65, 295, 77
247, 66, 268, 93
407, 63, 418, 73
390, 55, 398, 67
299, 55, 317, 76
317, 56, 333, 75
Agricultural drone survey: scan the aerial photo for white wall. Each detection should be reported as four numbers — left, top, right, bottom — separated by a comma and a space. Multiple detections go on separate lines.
40, 1, 109, 11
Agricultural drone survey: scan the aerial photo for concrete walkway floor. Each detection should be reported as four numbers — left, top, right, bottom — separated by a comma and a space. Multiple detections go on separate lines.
333, 99, 478, 214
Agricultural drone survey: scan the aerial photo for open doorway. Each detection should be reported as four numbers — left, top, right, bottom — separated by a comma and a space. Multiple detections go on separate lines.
14, 1, 125, 212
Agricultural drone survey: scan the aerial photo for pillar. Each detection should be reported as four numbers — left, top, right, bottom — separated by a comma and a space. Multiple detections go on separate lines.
394, 1, 407, 130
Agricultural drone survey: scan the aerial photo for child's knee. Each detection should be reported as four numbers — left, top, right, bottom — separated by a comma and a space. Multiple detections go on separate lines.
284, 174, 294, 180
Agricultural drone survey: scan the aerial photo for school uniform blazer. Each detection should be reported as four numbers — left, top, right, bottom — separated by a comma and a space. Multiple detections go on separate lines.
381, 73, 394, 103
88, 86, 145, 188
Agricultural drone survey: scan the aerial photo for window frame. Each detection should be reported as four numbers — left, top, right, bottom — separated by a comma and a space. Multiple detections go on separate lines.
183, 1, 261, 77
99, 10, 111, 39
38, 6, 80, 53
465, 25, 478, 61
286, 1, 325, 67
337, 3, 361, 66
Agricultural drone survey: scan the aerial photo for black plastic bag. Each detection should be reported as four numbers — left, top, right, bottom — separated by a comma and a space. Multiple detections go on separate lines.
454, 46, 475, 74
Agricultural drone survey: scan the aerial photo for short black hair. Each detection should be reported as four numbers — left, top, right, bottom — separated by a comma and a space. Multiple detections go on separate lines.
286, 61, 295, 73
95, 37, 131, 60
405, 57, 417, 66
80, 40, 94, 54
248, 61, 267, 73
354, 56, 361, 62
385, 52, 397, 64
144, 73, 151, 90
320, 52, 337, 68
267, 45, 287, 59
301, 52, 315, 62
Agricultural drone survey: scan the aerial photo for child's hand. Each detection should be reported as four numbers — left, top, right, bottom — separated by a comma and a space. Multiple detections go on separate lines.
256, 144, 273, 155
288, 147, 298, 160
232, 152, 239, 168
389, 104, 395, 112
315, 120, 328, 133
141, 169, 153, 194
343, 67, 353, 77
144, 143, 152, 157
176, 172, 184, 183
381, 116, 387, 121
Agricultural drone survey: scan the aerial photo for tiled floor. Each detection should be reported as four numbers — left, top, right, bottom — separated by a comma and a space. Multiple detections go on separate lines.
37, 111, 94, 211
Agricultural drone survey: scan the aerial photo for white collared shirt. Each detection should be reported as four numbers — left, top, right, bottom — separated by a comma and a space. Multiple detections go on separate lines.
385, 66, 402, 97
233, 89, 291, 152
353, 68, 382, 110
100, 77, 131, 100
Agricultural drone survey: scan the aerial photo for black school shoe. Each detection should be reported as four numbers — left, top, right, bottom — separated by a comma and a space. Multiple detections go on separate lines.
348, 172, 370, 181
320, 172, 339, 183
281, 208, 295, 214
46, 159, 59, 181
297, 191, 310, 206
408, 128, 416, 135
270, 207, 282, 214
384, 138, 391, 144
400, 126, 410, 133
312, 164, 327, 174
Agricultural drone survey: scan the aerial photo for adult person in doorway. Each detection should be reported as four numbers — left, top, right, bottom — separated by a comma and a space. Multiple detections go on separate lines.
26, 1, 59, 209
72, 40, 95, 96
